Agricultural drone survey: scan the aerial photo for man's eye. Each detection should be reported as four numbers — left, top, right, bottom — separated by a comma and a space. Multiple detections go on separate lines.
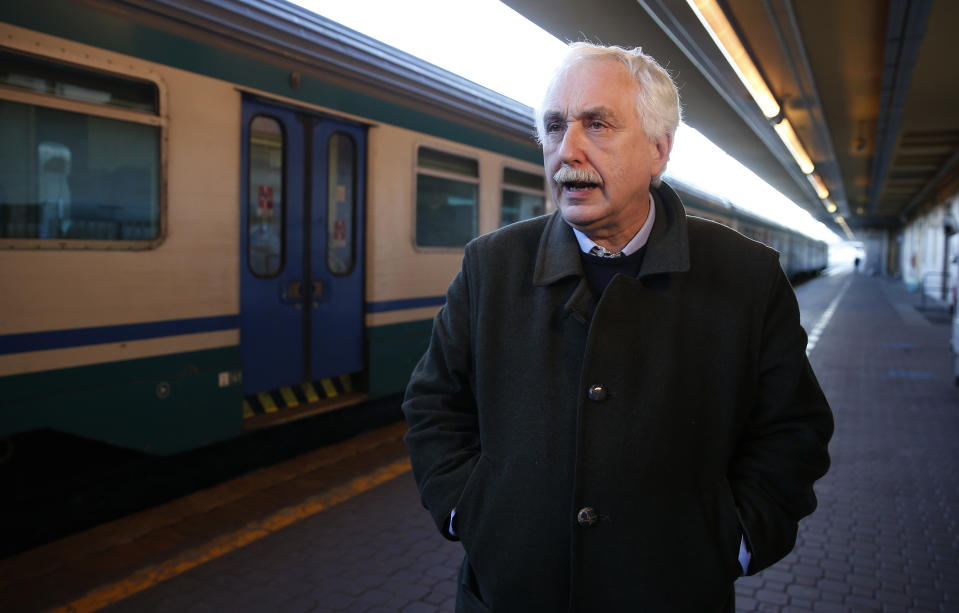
545, 122, 563, 133
588, 121, 606, 130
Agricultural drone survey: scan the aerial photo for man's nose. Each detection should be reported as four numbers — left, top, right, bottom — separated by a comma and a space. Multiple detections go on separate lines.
558, 123, 586, 164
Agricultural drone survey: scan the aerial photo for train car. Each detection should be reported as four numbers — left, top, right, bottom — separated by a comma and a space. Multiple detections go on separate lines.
677, 182, 828, 280
0, 0, 825, 456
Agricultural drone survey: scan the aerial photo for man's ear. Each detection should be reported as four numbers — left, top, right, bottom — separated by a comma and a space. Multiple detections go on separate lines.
650, 133, 672, 177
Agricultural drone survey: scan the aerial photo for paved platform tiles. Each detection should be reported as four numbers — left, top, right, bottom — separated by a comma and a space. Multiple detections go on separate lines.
2, 271, 957, 612
100, 472, 459, 613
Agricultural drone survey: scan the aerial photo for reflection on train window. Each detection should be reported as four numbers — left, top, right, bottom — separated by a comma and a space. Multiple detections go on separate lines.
248, 115, 285, 277
0, 49, 158, 113
0, 100, 160, 241
415, 146, 478, 247
327, 133, 355, 275
501, 167, 545, 226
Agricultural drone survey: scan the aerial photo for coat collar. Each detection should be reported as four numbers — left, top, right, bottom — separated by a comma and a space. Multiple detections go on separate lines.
532, 179, 691, 288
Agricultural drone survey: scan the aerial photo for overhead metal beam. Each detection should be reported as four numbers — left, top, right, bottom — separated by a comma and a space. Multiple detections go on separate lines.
868, 0, 932, 215
900, 147, 959, 221
638, 0, 843, 229
763, 0, 848, 217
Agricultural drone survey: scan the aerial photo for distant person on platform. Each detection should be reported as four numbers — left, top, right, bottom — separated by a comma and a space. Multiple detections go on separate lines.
402, 42, 833, 612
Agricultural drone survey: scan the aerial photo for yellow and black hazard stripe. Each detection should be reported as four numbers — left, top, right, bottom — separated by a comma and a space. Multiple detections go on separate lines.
242, 374, 354, 419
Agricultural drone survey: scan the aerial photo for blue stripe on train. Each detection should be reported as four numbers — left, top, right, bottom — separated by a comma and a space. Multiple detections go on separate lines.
0, 315, 241, 355
364, 296, 446, 313
0, 297, 446, 355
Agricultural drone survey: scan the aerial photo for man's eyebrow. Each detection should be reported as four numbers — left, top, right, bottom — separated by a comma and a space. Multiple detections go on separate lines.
542, 111, 564, 124
542, 107, 621, 123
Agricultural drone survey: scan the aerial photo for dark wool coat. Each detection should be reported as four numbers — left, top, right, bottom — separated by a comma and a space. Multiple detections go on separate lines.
402, 181, 833, 613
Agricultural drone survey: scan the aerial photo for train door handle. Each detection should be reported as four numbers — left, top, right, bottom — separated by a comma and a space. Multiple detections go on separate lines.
281, 281, 302, 301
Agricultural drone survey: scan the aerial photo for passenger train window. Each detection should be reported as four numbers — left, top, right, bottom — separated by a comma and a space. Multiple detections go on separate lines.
0, 100, 161, 242
501, 167, 545, 226
415, 146, 478, 247
0, 50, 162, 247
327, 133, 356, 275
247, 115, 285, 277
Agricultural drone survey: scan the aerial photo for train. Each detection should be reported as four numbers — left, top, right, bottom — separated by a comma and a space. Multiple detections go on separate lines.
677, 182, 828, 281
0, 0, 827, 455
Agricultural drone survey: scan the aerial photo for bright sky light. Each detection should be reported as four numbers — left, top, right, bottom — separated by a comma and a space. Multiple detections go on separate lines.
292, 0, 840, 244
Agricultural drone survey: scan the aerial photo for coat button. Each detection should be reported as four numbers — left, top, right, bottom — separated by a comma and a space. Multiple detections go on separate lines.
587, 384, 607, 402
576, 506, 598, 527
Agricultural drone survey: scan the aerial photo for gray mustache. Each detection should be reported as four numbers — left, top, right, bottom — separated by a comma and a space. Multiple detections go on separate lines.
553, 167, 602, 186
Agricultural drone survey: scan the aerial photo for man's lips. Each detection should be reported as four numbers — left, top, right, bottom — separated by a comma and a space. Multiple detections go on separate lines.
561, 181, 600, 192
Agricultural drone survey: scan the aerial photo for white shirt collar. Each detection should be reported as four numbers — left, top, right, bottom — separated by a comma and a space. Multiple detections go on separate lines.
571, 192, 656, 256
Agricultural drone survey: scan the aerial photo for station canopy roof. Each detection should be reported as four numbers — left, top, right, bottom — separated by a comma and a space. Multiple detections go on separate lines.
503, 0, 959, 235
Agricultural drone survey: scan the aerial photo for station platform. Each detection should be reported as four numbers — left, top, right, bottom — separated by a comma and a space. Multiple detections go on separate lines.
1, 268, 957, 613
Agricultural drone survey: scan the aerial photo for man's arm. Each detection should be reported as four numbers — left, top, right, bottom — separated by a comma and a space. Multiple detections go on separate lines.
730, 266, 834, 574
402, 254, 481, 540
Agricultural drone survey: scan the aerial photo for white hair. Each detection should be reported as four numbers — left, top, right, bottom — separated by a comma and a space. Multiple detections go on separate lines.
535, 43, 683, 184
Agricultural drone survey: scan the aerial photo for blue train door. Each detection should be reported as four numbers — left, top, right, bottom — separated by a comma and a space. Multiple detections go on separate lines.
240, 98, 366, 397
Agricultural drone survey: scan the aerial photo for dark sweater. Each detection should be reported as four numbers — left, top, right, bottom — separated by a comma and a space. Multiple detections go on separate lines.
579, 246, 647, 297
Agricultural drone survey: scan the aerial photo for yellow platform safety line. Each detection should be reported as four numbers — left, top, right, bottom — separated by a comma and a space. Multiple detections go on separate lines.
279, 386, 299, 408
49, 458, 412, 613
320, 378, 338, 398
257, 392, 278, 413
339, 374, 353, 393
302, 382, 321, 403
242, 400, 255, 419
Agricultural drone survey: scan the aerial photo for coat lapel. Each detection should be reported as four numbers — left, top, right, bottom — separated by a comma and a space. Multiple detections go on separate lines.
639, 181, 691, 277
529, 211, 589, 323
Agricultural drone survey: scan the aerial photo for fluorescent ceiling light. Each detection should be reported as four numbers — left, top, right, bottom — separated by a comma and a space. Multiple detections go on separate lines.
773, 118, 815, 174
807, 173, 829, 199
834, 215, 856, 241
687, 0, 780, 118
688, 0, 822, 189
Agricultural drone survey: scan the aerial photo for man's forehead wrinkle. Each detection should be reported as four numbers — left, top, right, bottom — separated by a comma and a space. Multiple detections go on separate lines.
582, 106, 619, 120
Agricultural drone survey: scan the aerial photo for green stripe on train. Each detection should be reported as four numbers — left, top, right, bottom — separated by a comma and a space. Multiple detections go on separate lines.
0, 346, 244, 455
1, 0, 542, 165
366, 318, 434, 399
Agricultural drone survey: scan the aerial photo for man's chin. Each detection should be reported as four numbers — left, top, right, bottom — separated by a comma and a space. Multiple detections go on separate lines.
558, 203, 604, 229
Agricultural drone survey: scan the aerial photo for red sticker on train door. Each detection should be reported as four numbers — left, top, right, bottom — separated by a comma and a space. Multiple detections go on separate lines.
257, 185, 274, 217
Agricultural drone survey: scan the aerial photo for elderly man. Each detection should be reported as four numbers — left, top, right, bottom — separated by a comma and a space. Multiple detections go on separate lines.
402, 43, 833, 612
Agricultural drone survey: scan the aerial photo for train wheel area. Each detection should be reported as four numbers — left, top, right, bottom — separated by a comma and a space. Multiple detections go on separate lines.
0, 393, 404, 560
0, 418, 413, 613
